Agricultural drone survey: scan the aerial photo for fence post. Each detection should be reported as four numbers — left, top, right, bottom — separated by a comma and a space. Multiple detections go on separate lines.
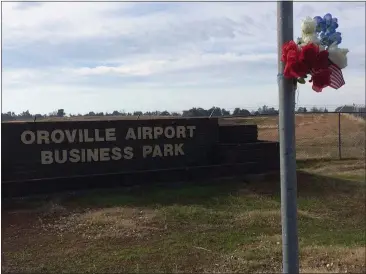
338, 112, 342, 160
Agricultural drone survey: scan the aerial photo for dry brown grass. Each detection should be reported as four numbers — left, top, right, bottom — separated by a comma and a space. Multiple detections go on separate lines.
223, 113, 365, 160
298, 158, 365, 182
300, 246, 366, 273
56, 207, 163, 240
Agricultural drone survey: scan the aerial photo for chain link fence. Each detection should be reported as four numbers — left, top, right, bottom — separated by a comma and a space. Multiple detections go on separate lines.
221, 112, 365, 160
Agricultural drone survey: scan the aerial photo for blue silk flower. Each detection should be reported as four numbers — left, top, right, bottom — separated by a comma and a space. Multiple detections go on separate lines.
313, 13, 342, 46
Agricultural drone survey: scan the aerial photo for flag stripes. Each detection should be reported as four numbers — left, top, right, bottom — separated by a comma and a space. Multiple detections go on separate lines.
310, 62, 345, 90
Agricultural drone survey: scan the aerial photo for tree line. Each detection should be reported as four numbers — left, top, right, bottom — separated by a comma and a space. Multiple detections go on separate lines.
2, 105, 364, 122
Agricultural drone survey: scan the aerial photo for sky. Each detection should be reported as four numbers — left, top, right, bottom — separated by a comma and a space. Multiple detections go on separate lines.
2, 1, 365, 115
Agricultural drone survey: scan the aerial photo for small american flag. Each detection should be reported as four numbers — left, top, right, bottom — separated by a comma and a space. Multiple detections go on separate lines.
310, 61, 345, 91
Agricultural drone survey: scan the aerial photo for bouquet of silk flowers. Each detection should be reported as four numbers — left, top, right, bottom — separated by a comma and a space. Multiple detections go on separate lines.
281, 13, 349, 92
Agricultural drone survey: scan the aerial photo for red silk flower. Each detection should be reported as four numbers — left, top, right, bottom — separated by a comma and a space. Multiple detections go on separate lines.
282, 41, 335, 92
299, 43, 319, 69
283, 42, 308, 79
284, 58, 308, 78
313, 50, 329, 70
281, 41, 298, 63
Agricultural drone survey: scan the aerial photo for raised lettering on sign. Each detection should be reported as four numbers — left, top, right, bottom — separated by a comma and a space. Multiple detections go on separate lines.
20, 128, 117, 145
125, 126, 196, 140
142, 144, 184, 158
40, 147, 134, 164
17, 125, 199, 165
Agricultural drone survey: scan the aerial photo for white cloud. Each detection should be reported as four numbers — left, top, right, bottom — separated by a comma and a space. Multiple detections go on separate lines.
71, 53, 277, 77
2, 1, 365, 114
2, 2, 136, 47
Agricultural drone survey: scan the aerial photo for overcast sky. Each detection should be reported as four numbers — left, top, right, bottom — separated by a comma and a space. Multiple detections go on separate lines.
2, 1, 365, 114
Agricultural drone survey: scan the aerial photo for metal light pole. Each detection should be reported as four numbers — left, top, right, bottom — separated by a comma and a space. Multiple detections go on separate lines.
277, 1, 299, 274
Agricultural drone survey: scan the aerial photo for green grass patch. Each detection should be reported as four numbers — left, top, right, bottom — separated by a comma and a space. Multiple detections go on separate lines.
2, 160, 366, 273
332, 173, 365, 182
